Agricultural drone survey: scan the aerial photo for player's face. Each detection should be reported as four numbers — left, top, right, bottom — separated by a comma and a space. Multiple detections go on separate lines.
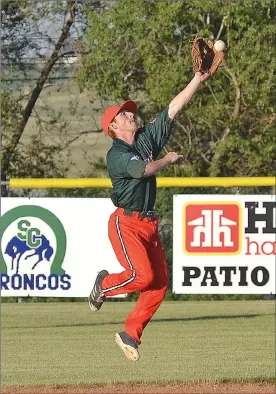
114, 110, 138, 134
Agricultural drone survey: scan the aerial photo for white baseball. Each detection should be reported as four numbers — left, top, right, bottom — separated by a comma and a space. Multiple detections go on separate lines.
214, 40, 226, 52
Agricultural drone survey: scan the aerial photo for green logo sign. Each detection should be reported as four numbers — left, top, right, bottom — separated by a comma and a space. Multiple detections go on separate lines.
1, 205, 66, 275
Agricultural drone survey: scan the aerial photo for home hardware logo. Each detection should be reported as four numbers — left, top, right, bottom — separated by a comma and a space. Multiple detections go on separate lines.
0, 205, 71, 291
183, 202, 242, 255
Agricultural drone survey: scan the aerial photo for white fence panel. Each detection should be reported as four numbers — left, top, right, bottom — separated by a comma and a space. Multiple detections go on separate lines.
173, 195, 276, 294
1, 198, 124, 297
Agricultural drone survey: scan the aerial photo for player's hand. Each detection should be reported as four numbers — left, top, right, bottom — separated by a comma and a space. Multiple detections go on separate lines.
164, 152, 183, 164
194, 71, 209, 82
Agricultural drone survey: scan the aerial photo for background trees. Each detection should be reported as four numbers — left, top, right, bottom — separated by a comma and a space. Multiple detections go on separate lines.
1, 0, 105, 192
3, 0, 274, 183
80, 0, 276, 177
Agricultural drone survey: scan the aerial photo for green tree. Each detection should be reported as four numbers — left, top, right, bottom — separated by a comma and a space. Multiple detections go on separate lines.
1, 90, 71, 196
1, 1, 110, 193
1, 1, 34, 67
79, 0, 276, 178
1, 1, 78, 183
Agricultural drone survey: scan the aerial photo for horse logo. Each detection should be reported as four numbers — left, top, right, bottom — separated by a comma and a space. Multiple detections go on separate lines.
5, 235, 54, 274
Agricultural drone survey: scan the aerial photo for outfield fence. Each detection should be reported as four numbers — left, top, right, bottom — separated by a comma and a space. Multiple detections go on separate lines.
2, 176, 276, 189
1, 176, 275, 297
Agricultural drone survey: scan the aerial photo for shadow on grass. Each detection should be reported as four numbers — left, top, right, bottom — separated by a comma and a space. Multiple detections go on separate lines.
6, 313, 275, 329
152, 314, 268, 323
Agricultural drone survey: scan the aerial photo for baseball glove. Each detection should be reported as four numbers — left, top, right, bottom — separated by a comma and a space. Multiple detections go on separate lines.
192, 36, 224, 75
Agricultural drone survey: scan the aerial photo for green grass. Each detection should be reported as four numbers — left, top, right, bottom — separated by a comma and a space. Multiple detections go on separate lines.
1, 301, 275, 387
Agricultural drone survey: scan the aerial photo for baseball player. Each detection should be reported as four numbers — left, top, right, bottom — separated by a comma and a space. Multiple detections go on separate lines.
88, 38, 223, 361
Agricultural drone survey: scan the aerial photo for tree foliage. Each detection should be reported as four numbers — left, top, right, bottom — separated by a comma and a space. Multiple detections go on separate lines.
1, 1, 83, 193
1, 1, 112, 189
1, 1, 34, 66
1, 91, 70, 185
79, 0, 276, 177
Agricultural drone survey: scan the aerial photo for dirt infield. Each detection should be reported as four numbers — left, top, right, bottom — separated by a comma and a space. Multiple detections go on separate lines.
2, 384, 275, 394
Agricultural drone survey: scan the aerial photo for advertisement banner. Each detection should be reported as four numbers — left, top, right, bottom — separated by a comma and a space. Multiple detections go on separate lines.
173, 195, 276, 294
0, 198, 124, 297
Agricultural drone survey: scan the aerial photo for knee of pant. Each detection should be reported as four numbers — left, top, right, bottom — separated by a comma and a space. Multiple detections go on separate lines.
149, 282, 168, 304
163, 281, 169, 294
158, 279, 169, 295
158, 272, 169, 290
137, 271, 154, 289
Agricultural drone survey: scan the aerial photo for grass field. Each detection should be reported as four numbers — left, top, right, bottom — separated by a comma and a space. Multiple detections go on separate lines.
1, 301, 275, 389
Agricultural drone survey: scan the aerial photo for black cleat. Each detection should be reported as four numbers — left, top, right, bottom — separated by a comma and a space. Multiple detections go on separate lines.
115, 331, 140, 361
88, 270, 109, 312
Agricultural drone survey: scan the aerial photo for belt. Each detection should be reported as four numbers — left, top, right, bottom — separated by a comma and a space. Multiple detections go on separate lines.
122, 208, 156, 219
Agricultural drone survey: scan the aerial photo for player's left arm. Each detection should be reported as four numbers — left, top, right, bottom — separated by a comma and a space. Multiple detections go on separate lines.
136, 73, 209, 158
168, 72, 208, 119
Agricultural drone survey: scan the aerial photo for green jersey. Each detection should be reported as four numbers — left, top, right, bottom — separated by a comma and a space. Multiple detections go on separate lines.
106, 108, 174, 212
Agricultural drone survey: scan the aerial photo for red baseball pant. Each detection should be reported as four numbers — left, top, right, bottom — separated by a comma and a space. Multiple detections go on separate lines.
101, 208, 168, 344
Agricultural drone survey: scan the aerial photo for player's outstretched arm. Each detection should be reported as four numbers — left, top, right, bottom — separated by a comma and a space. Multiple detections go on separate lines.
168, 72, 208, 120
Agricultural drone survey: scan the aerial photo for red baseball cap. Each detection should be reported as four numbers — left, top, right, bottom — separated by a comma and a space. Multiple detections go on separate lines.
101, 100, 139, 134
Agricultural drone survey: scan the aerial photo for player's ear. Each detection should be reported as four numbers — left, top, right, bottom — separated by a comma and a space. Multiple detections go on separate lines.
110, 121, 118, 131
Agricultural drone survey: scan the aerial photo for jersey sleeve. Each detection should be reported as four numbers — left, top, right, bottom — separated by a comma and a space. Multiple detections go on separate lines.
110, 152, 146, 179
136, 108, 174, 159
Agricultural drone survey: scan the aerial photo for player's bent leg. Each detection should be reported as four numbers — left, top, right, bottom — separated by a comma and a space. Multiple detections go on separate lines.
125, 281, 168, 344
101, 215, 154, 296
125, 233, 169, 344
88, 270, 109, 312
102, 269, 153, 296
